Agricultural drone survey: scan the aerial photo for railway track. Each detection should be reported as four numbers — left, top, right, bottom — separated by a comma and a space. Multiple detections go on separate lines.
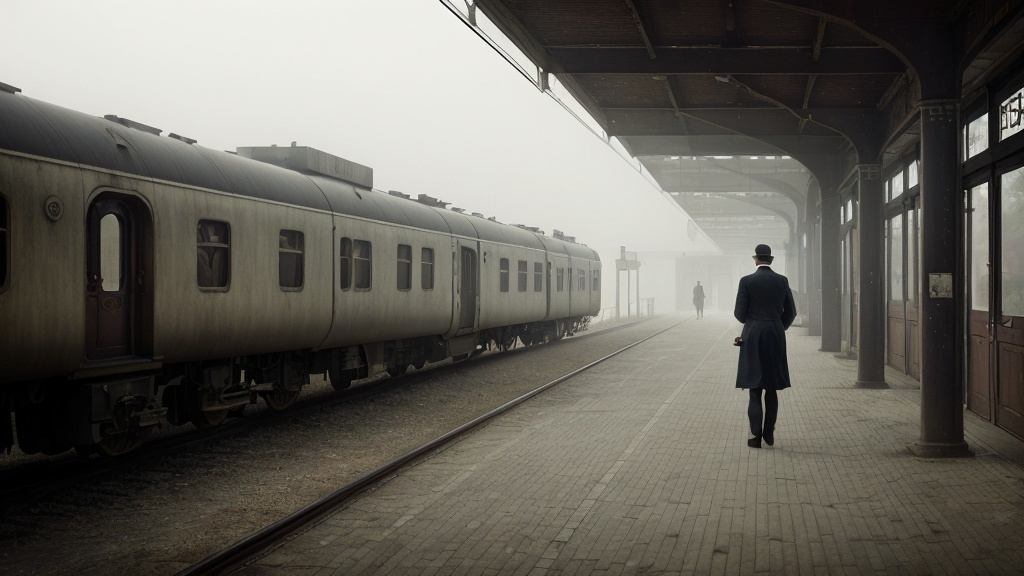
0, 316, 692, 576
175, 318, 684, 576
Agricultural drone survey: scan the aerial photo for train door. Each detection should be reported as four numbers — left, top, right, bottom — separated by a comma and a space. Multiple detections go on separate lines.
966, 180, 993, 420
995, 164, 1024, 437
85, 195, 146, 360
459, 246, 477, 329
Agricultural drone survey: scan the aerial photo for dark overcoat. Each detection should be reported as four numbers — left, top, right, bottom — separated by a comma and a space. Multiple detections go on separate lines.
734, 266, 797, 390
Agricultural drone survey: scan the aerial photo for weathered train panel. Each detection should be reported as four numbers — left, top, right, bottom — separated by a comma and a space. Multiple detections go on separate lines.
0, 154, 88, 383
320, 213, 457, 348
145, 184, 335, 362
475, 240, 549, 329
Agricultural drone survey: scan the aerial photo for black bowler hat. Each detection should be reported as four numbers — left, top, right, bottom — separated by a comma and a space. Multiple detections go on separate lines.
753, 244, 773, 261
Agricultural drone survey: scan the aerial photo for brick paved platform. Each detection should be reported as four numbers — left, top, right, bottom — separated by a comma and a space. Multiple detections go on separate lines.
237, 313, 1024, 575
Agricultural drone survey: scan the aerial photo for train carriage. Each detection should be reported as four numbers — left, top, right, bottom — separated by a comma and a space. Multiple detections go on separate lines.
0, 86, 600, 456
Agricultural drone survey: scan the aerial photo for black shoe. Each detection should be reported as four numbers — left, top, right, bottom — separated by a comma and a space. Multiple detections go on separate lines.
763, 431, 774, 446
747, 435, 762, 448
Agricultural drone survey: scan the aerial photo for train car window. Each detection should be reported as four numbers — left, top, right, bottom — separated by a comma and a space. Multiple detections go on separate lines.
354, 239, 372, 291
517, 260, 527, 292
578, 268, 586, 292
197, 219, 230, 290
533, 262, 543, 292
499, 258, 509, 292
279, 230, 304, 290
593, 269, 601, 292
397, 244, 412, 291
568, 267, 573, 291
421, 247, 434, 290
557, 267, 564, 292
0, 194, 8, 291
340, 237, 352, 290
100, 215, 122, 291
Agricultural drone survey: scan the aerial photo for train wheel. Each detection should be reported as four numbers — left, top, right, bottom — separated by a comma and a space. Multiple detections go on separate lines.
94, 427, 146, 457
192, 408, 229, 429
328, 368, 356, 391
261, 387, 299, 411
386, 363, 409, 378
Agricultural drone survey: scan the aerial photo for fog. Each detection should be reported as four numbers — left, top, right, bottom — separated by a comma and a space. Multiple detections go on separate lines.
2, 1, 722, 315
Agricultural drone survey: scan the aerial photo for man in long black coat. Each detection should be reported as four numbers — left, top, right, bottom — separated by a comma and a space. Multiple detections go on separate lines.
734, 244, 796, 448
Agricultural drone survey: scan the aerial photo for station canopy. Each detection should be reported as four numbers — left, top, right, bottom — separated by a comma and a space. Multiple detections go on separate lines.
443, 0, 960, 255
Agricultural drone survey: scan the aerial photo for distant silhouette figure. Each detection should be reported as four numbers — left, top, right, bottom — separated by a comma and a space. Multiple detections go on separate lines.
692, 281, 705, 318
734, 244, 796, 448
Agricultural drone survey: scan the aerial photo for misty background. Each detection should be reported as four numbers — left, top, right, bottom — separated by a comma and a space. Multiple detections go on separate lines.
2, 0, 726, 315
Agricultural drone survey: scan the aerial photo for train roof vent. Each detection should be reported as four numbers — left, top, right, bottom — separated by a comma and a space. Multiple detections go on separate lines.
0, 82, 21, 94
388, 190, 411, 200
471, 212, 485, 218
168, 133, 197, 145
451, 207, 465, 213
237, 145, 373, 188
416, 194, 449, 208
104, 115, 162, 136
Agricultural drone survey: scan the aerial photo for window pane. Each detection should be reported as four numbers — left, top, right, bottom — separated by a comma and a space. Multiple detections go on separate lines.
354, 240, 372, 290
518, 260, 527, 292
339, 237, 352, 290
499, 258, 509, 292
999, 88, 1023, 142
557, 267, 564, 292
397, 244, 411, 290
889, 215, 903, 302
279, 230, 304, 289
1001, 167, 1024, 316
100, 214, 121, 291
579, 268, 585, 291
534, 262, 543, 292
967, 113, 989, 158
891, 171, 904, 201
421, 247, 434, 290
593, 269, 600, 292
971, 183, 990, 312
197, 219, 230, 289
908, 160, 919, 189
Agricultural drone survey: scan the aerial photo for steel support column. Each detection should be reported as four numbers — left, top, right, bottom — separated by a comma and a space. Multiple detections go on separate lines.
913, 100, 972, 457
820, 191, 842, 351
856, 165, 887, 387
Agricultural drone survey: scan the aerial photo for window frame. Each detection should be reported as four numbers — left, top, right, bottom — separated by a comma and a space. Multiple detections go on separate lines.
278, 229, 305, 291
499, 258, 510, 293
517, 260, 528, 292
354, 239, 372, 291
397, 243, 412, 291
421, 247, 434, 290
533, 262, 543, 292
197, 219, 231, 291
339, 237, 353, 290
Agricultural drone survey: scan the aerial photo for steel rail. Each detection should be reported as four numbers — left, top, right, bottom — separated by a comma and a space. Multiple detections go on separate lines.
175, 319, 684, 576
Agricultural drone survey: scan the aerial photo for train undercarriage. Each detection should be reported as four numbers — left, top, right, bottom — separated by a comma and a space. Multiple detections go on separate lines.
2, 318, 590, 457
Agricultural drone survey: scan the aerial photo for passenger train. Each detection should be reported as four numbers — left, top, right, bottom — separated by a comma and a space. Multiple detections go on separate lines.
0, 83, 601, 456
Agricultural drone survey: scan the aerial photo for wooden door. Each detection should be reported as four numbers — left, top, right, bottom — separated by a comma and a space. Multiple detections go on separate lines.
967, 181, 992, 419
86, 198, 135, 360
996, 166, 1024, 436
